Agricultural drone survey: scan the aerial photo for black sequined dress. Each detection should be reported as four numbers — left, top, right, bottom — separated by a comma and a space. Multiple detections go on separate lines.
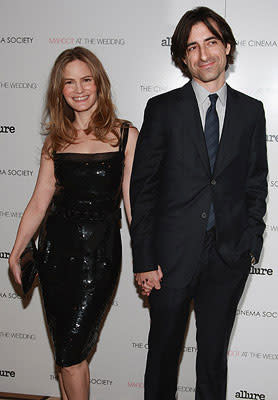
37, 125, 129, 367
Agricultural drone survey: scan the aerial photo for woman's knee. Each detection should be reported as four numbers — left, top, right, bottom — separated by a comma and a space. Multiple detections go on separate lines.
61, 360, 87, 377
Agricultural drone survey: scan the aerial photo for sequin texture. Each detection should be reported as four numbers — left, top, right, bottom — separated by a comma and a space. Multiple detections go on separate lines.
37, 127, 129, 367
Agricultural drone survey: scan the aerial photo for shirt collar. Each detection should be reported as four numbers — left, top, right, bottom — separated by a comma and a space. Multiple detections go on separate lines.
191, 79, 227, 106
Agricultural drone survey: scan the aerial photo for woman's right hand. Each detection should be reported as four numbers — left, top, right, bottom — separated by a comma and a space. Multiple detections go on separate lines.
9, 255, 22, 286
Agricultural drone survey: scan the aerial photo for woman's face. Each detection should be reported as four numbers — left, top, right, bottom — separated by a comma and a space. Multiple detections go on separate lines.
62, 59, 97, 115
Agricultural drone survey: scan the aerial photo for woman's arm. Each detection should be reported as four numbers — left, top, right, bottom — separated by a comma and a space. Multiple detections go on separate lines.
9, 145, 56, 285
122, 126, 139, 225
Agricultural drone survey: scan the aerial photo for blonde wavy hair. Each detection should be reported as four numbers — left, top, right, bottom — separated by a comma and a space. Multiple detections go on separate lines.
43, 46, 123, 156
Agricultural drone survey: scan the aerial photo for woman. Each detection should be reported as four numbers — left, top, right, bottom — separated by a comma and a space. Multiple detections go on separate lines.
9, 46, 138, 400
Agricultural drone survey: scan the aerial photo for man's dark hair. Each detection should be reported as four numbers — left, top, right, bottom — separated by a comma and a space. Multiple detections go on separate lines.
171, 7, 237, 78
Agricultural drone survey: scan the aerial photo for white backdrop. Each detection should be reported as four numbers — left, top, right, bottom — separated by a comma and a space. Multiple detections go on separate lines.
0, 1, 277, 399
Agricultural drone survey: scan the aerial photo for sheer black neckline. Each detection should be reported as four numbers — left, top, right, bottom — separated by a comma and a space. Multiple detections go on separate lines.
55, 151, 120, 156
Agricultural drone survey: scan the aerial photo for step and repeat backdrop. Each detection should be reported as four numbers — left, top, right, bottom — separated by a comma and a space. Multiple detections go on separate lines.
0, 0, 277, 399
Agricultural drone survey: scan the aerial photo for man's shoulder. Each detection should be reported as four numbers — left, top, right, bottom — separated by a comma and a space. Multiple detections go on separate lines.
228, 85, 263, 110
146, 82, 191, 109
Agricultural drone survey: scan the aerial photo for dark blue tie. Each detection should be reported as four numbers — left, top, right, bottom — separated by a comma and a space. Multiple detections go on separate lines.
204, 93, 219, 230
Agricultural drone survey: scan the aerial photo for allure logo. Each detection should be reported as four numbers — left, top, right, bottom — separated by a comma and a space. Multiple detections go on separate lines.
161, 37, 171, 46
0, 125, 15, 134
0, 369, 15, 378
0, 251, 10, 259
235, 390, 265, 399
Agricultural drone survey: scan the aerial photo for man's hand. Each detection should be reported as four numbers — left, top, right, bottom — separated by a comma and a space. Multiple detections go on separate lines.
135, 266, 163, 296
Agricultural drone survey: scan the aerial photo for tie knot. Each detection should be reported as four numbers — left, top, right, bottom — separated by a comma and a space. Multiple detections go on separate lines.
209, 93, 218, 106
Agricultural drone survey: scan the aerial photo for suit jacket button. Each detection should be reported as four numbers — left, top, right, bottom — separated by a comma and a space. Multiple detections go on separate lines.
211, 179, 216, 185
201, 212, 207, 219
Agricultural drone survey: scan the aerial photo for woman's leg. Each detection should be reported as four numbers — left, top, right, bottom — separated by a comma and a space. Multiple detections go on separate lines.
60, 360, 90, 400
58, 368, 69, 400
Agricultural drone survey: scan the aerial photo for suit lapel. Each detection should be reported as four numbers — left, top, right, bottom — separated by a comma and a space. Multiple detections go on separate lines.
178, 82, 211, 175
214, 85, 240, 178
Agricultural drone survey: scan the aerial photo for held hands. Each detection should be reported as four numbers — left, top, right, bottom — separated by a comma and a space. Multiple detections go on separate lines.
135, 266, 163, 296
8, 255, 22, 286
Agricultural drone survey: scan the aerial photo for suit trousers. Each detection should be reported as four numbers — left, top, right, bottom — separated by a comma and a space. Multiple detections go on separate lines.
144, 228, 249, 400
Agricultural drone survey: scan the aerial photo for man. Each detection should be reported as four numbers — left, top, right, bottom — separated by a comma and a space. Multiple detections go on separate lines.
130, 6, 268, 400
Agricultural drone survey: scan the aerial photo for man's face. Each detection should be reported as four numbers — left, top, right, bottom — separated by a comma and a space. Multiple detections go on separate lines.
183, 20, 231, 89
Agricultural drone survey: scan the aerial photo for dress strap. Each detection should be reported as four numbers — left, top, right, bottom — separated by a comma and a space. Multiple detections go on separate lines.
119, 122, 130, 154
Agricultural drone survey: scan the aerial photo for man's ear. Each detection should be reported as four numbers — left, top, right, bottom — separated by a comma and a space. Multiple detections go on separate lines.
226, 43, 231, 55
182, 57, 187, 65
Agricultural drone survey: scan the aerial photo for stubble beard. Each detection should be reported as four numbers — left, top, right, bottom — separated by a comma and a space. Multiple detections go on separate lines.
194, 64, 224, 84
